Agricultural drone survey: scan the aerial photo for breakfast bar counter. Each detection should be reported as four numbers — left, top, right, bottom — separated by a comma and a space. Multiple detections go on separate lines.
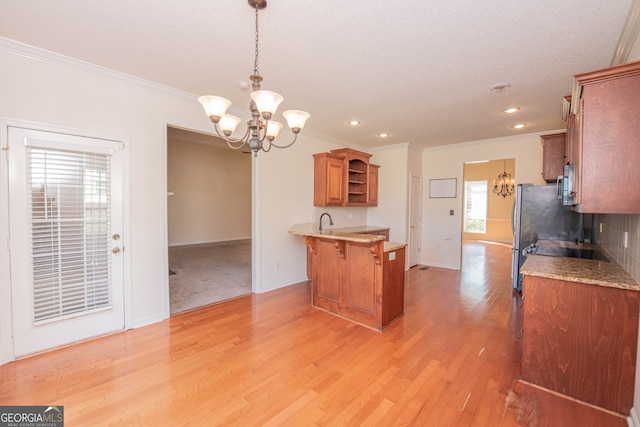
289, 223, 406, 331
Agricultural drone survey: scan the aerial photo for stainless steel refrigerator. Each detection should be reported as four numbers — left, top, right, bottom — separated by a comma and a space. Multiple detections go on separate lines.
511, 184, 585, 291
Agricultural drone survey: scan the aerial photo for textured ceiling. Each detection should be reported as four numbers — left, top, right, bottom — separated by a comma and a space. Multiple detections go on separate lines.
0, 0, 635, 149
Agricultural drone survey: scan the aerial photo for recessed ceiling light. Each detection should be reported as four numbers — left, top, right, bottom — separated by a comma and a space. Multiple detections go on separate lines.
349, 120, 361, 126
503, 107, 519, 114
378, 132, 388, 138
512, 123, 526, 129
490, 82, 511, 92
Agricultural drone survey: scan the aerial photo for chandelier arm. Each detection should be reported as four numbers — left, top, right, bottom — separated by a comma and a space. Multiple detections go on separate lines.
213, 124, 251, 148
267, 133, 299, 149
260, 139, 273, 153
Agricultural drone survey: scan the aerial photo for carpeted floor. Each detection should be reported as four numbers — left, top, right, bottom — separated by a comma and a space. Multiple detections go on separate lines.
168, 239, 251, 314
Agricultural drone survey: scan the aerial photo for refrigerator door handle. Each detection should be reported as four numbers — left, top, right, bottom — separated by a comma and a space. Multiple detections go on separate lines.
511, 198, 516, 236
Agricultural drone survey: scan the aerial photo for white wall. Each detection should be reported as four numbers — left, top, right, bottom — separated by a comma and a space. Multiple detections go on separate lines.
421, 133, 549, 270
368, 143, 410, 244
0, 44, 216, 334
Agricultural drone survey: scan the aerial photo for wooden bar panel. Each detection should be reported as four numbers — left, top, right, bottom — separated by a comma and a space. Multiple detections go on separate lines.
382, 247, 405, 326
307, 236, 403, 331
314, 239, 345, 308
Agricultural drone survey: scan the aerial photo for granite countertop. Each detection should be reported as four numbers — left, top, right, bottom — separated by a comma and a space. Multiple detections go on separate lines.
384, 241, 406, 252
520, 239, 639, 291
289, 224, 406, 253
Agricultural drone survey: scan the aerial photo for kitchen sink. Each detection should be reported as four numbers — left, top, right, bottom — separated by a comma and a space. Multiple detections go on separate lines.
534, 246, 609, 261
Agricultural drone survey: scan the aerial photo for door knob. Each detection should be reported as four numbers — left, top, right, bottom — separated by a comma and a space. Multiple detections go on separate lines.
112, 234, 120, 240
112, 247, 121, 254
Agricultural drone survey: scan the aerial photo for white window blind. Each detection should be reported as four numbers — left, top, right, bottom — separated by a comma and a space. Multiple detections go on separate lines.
27, 147, 112, 324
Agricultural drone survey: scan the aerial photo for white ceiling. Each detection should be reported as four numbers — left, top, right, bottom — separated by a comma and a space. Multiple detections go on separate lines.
0, 0, 635, 149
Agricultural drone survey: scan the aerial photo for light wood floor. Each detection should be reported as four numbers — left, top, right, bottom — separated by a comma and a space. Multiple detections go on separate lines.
0, 242, 627, 426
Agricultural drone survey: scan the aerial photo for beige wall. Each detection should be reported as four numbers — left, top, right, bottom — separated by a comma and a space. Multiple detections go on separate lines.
167, 137, 251, 246
462, 159, 516, 243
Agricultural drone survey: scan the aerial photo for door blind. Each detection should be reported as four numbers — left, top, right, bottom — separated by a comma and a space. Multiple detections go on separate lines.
27, 147, 112, 324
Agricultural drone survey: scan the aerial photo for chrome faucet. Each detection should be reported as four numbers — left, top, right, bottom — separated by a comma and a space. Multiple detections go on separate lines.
319, 212, 333, 231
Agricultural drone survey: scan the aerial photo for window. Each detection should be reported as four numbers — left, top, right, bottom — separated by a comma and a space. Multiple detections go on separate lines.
28, 147, 112, 323
464, 180, 487, 233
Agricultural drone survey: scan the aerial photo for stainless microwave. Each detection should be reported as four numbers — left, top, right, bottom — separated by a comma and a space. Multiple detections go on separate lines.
558, 164, 578, 206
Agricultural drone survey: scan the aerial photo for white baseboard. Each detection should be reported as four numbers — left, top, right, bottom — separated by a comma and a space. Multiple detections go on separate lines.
629, 407, 639, 427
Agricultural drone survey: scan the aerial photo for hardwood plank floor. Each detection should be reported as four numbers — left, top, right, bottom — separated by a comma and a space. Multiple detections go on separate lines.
0, 242, 628, 426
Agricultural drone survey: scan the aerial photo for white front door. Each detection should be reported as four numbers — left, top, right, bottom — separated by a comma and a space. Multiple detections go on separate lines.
409, 175, 421, 267
7, 126, 125, 357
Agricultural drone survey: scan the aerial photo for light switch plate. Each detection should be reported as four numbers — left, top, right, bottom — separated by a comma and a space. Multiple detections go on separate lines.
389, 251, 396, 261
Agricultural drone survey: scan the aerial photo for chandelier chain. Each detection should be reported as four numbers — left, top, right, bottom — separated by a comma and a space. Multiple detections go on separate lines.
253, 5, 260, 77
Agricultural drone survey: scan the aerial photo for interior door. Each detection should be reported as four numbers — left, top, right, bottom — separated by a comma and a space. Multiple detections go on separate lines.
409, 175, 421, 267
7, 126, 125, 357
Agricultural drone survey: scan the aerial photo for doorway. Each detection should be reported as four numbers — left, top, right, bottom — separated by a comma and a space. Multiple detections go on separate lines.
3, 124, 126, 358
166, 126, 252, 314
408, 174, 421, 267
462, 158, 516, 245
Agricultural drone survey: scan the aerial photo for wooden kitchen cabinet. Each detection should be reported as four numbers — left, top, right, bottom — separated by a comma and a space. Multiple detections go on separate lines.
521, 275, 639, 415
313, 148, 379, 207
540, 133, 566, 182
313, 152, 345, 206
368, 164, 379, 206
566, 60, 640, 213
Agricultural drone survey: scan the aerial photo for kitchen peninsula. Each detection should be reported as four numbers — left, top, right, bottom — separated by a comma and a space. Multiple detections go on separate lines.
289, 224, 406, 331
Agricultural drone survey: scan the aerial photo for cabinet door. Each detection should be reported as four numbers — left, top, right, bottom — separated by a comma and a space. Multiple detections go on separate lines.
540, 133, 566, 182
313, 153, 345, 206
522, 275, 638, 414
368, 165, 379, 206
579, 73, 640, 212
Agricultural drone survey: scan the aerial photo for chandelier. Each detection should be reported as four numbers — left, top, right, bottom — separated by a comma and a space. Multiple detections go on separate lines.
198, 0, 310, 157
493, 160, 515, 197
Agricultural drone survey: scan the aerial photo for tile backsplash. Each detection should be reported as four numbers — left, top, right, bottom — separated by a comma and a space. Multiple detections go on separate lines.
597, 214, 640, 282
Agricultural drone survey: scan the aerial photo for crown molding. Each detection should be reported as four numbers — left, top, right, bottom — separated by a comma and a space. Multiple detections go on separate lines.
0, 36, 197, 101
612, 0, 640, 65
